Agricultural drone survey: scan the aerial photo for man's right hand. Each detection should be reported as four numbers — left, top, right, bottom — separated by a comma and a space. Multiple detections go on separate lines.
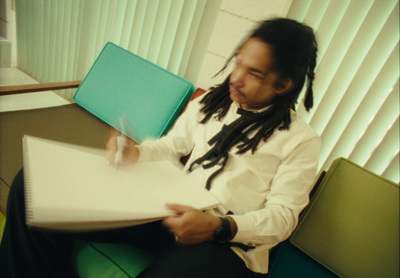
105, 128, 140, 167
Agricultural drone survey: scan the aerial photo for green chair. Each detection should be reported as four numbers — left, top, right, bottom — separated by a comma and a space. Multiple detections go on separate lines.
268, 239, 338, 278
273, 157, 399, 278
71, 241, 154, 277
0, 43, 197, 277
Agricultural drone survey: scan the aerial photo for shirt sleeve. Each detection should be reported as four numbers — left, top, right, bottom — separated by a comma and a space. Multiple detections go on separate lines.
137, 97, 202, 165
230, 135, 321, 246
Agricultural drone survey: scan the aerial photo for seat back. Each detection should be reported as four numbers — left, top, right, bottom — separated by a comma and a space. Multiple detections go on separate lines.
74, 42, 195, 143
291, 158, 399, 278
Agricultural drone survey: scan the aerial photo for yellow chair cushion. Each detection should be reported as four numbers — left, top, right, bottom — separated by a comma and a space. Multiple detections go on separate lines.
291, 158, 399, 278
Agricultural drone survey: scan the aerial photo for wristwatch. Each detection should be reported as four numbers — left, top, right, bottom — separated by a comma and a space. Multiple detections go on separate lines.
214, 217, 233, 243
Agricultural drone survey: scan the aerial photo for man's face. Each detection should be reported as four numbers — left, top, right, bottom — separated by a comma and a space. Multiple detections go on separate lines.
229, 38, 282, 110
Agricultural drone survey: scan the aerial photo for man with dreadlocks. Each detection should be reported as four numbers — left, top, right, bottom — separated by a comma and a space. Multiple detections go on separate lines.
1, 18, 320, 277
108, 17, 320, 277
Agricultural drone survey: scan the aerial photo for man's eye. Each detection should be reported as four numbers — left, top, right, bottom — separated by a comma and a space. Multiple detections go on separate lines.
249, 72, 264, 79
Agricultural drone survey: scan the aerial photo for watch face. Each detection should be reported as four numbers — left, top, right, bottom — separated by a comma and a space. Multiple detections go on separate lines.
216, 227, 231, 242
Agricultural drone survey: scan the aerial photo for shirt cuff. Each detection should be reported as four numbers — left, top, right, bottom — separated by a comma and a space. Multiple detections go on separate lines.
136, 142, 155, 162
229, 214, 255, 243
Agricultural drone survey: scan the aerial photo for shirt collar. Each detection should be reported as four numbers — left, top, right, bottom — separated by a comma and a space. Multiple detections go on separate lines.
233, 101, 271, 115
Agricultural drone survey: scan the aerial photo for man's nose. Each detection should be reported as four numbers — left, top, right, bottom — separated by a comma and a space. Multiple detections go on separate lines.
230, 67, 245, 87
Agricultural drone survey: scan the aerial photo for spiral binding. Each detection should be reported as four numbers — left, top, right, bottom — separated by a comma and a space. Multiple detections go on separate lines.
22, 135, 34, 226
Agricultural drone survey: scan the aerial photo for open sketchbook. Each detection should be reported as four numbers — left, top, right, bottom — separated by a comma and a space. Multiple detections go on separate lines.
22, 136, 219, 231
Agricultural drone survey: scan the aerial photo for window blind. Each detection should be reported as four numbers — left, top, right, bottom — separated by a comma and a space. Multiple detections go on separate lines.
287, 0, 399, 183
15, 0, 221, 99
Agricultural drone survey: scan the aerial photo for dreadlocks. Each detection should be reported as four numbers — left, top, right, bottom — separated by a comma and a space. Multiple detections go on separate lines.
199, 18, 317, 155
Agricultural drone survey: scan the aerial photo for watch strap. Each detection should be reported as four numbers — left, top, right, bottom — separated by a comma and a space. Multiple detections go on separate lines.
214, 217, 233, 243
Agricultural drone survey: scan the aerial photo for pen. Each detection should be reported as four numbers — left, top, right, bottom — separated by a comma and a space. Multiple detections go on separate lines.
114, 133, 126, 169
114, 117, 127, 169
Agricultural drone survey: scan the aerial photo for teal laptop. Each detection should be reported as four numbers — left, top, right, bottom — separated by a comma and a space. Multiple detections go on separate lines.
73, 42, 195, 142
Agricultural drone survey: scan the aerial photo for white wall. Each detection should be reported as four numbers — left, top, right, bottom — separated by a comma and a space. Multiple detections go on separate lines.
0, 0, 16, 67
195, 0, 292, 90
6, 0, 292, 86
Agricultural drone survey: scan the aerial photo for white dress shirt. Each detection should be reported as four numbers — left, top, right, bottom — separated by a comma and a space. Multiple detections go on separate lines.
138, 95, 321, 274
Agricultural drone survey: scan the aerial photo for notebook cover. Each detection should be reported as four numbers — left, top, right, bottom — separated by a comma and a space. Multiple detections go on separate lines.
73, 42, 195, 142
22, 135, 219, 231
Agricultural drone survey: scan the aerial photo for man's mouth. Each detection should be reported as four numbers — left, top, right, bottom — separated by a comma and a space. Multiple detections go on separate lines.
229, 84, 243, 97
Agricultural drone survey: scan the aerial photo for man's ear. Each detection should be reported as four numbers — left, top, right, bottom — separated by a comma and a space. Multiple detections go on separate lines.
275, 78, 294, 95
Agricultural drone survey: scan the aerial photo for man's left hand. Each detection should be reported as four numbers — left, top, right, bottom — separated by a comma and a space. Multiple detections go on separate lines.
163, 204, 221, 245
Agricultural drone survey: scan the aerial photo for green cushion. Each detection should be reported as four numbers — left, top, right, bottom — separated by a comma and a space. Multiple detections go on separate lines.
291, 158, 399, 278
71, 241, 154, 277
268, 240, 338, 278
73, 42, 195, 143
0, 211, 5, 245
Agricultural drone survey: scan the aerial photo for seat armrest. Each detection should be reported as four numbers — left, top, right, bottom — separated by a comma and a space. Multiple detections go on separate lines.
0, 81, 82, 96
